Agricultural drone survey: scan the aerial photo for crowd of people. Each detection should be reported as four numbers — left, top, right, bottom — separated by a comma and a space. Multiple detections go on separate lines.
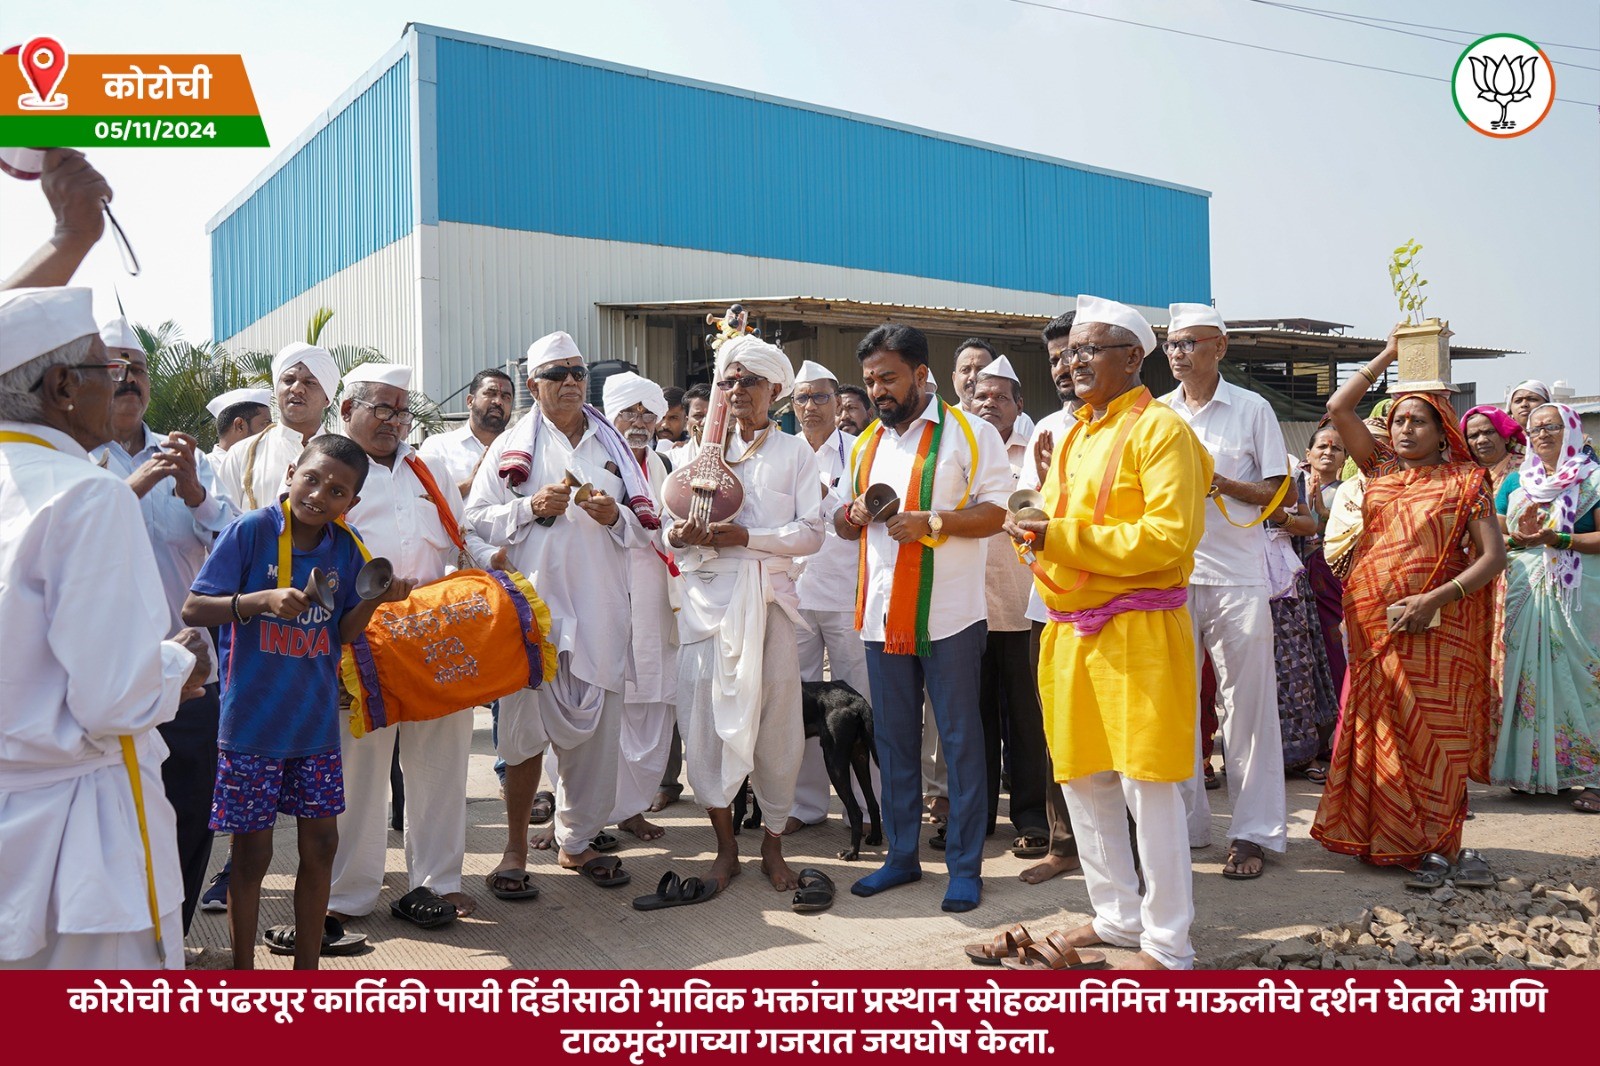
2, 150, 1597, 974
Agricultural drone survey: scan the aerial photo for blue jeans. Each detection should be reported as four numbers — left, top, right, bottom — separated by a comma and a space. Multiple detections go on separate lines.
863, 620, 988, 882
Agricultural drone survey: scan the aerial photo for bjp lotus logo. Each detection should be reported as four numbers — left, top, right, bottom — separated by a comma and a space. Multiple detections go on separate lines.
1452, 34, 1555, 138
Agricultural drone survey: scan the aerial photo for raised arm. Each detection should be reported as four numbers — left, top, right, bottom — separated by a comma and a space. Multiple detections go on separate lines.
1, 150, 113, 290
1327, 328, 1401, 470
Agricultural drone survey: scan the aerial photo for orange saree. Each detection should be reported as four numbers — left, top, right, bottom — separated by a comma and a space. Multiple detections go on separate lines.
1311, 417, 1494, 868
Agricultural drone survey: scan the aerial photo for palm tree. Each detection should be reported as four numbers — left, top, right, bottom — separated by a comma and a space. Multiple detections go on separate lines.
143, 307, 444, 448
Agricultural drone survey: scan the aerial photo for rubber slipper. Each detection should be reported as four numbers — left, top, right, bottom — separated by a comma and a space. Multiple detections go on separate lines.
632, 871, 719, 911
486, 868, 540, 901
529, 790, 555, 825
1403, 852, 1453, 891
1000, 930, 1107, 971
1011, 835, 1049, 858
264, 916, 368, 957
590, 831, 621, 853
1573, 789, 1600, 814
966, 924, 1033, 965
791, 868, 835, 913
576, 854, 631, 888
390, 886, 458, 928
1453, 848, 1495, 889
1222, 839, 1264, 880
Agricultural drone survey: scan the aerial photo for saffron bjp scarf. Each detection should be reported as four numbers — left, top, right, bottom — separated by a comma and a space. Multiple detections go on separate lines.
850, 401, 978, 656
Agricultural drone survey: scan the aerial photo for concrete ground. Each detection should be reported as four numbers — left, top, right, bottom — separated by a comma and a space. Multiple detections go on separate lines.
185, 707, 1600, 970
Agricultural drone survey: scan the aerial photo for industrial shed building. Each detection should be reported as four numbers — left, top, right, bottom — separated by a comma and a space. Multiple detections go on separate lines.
207, 23, 1213, 412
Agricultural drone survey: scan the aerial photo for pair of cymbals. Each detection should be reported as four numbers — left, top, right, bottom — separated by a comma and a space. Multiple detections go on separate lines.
302, 558, 396, 610
862, 483, 900, 522
563, 469, 595, 504
1008, 489, 1049, 522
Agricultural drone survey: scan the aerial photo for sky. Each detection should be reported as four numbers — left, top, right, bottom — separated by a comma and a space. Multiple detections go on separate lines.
2, 0, 1596, 403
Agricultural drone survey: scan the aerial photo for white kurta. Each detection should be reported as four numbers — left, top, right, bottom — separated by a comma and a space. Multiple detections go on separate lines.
670, 427, 824, 809
215, 421, 321, 512
0, 421, 194, 968
416, 423, 491, 492
625, 448, 678, 706
327, 443, 497, 915
93, 424, 236, 682
793, 427, 859, 615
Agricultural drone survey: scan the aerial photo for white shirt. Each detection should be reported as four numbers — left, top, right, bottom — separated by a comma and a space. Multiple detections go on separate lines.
341, 441, 495, 585
207, 443, 228, 468
216, 421, 322, 512
794, 426, 860, 614
670, 425, 825, 642
625, 448, 678, 704
416, 423, 492, 492
853, 400, 1013, 644
1021, 407, 1074, 624
1160, 378, 1290, 587
983, 424, 1034, 633
0, 421, 192, 960
465, 413, 644, 693
92, 424, 236, 683
962, 402, 1034, 445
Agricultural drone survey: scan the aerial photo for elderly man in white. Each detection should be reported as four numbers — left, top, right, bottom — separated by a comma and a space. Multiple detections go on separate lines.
467, 332, 652, 899
1160, 302, 1291, 881
656, 336, 824, 904
0, 287, 209, 969
204, 387, 273, 468
327, 362, 501, 929
788, 359, 875, 831
216, 341, 340, 512
593, 371, 680, 843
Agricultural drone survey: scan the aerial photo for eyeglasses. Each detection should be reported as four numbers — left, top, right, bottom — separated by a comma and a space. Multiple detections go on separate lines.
29, 360, 130, 391
615, 408, 659, 425
1062, 344, 1135, 364
351, 398, 416, 428
1162, 338, 1216, 355
534, 365, 587, 383
716, 374, 767, 391
792, 392, 837, 407
1527, 424, 1564, 438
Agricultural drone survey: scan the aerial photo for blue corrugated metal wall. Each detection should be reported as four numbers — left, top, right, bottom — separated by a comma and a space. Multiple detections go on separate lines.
210, 56, 413, 340
433, 37, 1209, 307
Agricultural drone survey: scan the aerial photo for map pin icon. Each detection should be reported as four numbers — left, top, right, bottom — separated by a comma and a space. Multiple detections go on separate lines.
18, 37, 68, 106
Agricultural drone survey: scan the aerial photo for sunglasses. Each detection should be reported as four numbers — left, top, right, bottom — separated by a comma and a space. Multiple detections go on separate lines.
716, 374, 768, 391
535, 365, 588, 383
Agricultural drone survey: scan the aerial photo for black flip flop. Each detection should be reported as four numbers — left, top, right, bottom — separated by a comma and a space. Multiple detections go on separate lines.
390, 886, 458, 928
576, 854, 631, 888
791, 868, 835, 913
590, 831, 621, 853
486, 868, 540, 901
1011, 835, 1049, 858
529, 790, 555, 825
632, 871, 720, 911
264, 916, 368, 956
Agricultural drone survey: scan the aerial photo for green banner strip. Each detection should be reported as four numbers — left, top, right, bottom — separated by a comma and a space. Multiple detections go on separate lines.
0, 115, 268, 148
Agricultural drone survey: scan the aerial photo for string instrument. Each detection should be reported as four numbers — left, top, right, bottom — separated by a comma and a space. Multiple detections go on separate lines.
662, 374, 744, 525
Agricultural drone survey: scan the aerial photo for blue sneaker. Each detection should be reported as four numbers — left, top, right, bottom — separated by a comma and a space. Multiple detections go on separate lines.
199, 859, 230, 912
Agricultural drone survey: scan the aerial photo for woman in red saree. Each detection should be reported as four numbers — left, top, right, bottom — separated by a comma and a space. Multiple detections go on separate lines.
1311, 332, 1506, 888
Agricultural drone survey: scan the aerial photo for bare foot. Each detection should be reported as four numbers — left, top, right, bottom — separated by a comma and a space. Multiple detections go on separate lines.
557, 846, 601, 871
759, 833, 800, 890
703, 853, 742, 894
1055, 922, 1111, 950
487, 852, 530, 895
528, 824, 555, 850
1019, 854, 1081, 885
1115, 950, 1169, 970
441, 891, 476, 919
648, 790, 677, 814
617, 813, 666, 841
781, 816, 811, 835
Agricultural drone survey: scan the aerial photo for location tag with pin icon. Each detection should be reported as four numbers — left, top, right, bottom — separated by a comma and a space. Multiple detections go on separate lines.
16, 37, 69, 110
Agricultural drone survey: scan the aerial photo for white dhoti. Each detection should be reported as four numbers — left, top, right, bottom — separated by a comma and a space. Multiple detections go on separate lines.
1063, 773, 1195, 970
1178, 584, 1287, 852
327, 709, 474, 916
680, 603, 803, 821
792, 607, 878, 822
499, 656, 621, 856
610, 700, 676, 822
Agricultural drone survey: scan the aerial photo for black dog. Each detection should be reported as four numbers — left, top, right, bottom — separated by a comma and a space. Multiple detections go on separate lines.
730, 680, 883, 860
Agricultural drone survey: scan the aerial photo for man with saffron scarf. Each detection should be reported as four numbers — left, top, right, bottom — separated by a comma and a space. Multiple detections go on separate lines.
837, 324, 1012, 913
661, 336, 824, 901
466, 331, 654, 900
1005, 295, 1211, 969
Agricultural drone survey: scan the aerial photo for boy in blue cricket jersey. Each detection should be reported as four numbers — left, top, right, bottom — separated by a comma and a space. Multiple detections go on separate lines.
184, 435, 413, 969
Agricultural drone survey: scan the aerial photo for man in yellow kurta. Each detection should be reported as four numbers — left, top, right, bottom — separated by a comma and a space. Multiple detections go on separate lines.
1005, 294, 1212, 970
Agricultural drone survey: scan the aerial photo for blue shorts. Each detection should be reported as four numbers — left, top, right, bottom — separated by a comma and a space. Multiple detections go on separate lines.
209, 749, 345, 833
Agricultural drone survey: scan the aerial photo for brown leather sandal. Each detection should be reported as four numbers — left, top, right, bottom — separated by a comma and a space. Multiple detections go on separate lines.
965, 923, 1033, 965
1000, 930, 1108, 970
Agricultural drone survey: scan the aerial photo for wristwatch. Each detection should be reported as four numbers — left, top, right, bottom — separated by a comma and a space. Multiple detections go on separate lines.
927, 512, 945, 537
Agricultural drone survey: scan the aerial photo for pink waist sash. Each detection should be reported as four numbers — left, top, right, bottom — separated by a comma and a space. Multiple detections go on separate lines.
1046, 586, 1188, 637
